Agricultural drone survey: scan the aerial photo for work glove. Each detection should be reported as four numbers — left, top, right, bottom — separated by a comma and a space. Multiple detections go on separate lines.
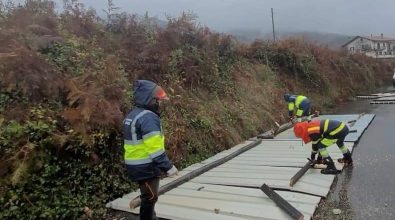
166, 165, 178, 177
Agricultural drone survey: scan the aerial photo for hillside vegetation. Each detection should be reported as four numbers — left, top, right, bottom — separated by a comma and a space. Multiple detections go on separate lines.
0, 1, 394, 219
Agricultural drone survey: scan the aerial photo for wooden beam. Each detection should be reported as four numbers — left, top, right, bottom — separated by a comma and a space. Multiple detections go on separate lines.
289, 160, 315, 187
257, 122, 293, 139
257, 112, 320, 140
260, 184, 304, 220
257, 129, 275, 139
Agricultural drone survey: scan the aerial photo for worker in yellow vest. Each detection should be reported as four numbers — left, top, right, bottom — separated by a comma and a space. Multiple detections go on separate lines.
123, 80, 178, 220
293, 119, 353, 175
284, 93, 311, 122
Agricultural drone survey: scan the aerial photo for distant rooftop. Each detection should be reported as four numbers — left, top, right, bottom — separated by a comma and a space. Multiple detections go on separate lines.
362, 35, 395, 41
342, 34, 395, 47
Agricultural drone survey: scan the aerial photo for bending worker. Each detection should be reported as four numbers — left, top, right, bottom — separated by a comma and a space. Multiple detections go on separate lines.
293, 119, 353, 175
123, 80, 178, 220
284, 93, 311, 122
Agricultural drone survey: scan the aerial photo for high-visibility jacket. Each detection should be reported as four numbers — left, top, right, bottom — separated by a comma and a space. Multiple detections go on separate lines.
287, 95, 310, 117
307, 119, 348, 149
123, 80, 173, 181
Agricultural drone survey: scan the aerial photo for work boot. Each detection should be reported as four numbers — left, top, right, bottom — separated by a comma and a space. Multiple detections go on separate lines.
337, 152, 353, 166
321, 158, 340, 175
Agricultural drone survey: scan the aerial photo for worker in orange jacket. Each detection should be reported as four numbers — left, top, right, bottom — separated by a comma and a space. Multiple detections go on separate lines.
293, 119, 353, 175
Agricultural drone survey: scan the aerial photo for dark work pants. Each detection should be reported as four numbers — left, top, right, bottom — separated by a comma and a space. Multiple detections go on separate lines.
138, 177, 160, 220
301, 101, 311, 117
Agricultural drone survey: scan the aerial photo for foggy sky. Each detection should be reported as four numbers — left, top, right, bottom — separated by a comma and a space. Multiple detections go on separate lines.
16, 0, 395, 36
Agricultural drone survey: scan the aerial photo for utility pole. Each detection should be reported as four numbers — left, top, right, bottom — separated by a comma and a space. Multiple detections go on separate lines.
271, 8, 276, 42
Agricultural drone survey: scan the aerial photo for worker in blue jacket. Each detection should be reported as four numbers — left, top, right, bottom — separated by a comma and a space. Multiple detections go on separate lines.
123, 80, 178, 220
284, 93, 311, 122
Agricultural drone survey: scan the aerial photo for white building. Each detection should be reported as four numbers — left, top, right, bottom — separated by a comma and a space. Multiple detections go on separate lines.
342, 34, 395, 58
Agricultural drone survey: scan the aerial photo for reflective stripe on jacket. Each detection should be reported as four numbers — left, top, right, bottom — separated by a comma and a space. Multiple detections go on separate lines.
287, 95, 309, 117
123, 80, 173, 182
308, 119, 347, 147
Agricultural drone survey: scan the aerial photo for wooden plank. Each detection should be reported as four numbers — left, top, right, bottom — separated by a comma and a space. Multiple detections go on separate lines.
260, 184, 304, 220
128, 139, 262, 209
257, 129, 275, 139
258, 121, 294, 139
289, 160, 315, 187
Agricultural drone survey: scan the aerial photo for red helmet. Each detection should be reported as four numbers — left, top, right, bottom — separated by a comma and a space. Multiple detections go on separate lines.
293, 122, 311, 143
154, 86, 169, 101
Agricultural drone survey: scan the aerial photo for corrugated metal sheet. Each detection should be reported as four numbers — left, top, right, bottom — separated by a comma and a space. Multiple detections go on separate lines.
346, 114, 375, 141
357, 92, 395, 99
110, 182, 321, 220
189, 140, 353, 197
373, 96, 395, 101
371, 92, 395, 97
371, 101, 395, 104
275, 114, 375, 142
107, 114, 374, 220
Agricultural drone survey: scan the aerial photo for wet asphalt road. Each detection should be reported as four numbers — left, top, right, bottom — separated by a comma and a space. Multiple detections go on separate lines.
348, 103, 395, 219
316, 90, 395, 220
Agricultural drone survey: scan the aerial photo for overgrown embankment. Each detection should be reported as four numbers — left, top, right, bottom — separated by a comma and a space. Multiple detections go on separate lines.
0, 1, 394, 219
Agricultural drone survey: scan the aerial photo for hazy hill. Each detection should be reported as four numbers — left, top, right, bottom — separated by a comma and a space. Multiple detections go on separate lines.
277, 31, 352, 49
228, 29, 352, 49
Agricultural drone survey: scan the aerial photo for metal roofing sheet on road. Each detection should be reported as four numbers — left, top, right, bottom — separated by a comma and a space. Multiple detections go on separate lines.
110, 182, 321, 220
189, 140, 353, 197
232, 140, 354, 168
107, 114, 375, 220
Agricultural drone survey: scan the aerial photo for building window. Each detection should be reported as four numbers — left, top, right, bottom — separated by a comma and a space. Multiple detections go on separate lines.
377, 43, 380, 49
379, 52, 382, 55
362, 44, 371, 51
384, 52, 387, 55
